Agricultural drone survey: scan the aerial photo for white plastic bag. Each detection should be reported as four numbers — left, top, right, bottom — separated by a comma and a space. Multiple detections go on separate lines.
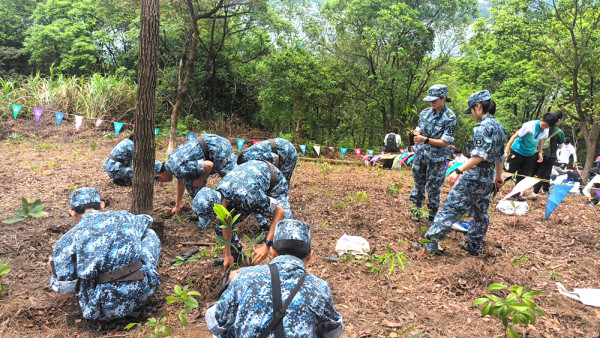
335, 234, 370, 256
496, 199, 529, 215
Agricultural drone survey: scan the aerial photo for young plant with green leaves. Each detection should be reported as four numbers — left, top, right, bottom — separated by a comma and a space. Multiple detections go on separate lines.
165, 285, 201, 327
2, 198, 48, 224
350, 245, 409, 277
0, 259, 10, 293
473, 283, 544, 338
386, 182, 404, 196
125, 317, 172, 338
213, 204, 245, 269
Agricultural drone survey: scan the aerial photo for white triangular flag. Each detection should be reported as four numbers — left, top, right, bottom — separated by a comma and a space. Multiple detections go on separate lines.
313, 145, 320, 156
503, 177, 539, 200
95, 119, 103, 127
75, 115, 84, 131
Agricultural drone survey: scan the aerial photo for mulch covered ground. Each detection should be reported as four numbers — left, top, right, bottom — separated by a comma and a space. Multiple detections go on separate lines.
0, 118, 599, 337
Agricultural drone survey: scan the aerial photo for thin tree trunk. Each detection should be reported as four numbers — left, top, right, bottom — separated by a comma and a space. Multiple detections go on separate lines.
132, 0, 159, 214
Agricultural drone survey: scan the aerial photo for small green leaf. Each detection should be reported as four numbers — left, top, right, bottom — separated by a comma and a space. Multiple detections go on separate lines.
187, 291, 201, 297
165, 296, 179, 304
178, 313, 188, 326
174, 285, 182, 296
507, 325, 520, 338
481, 301, 492, 316
486, 294, 503, 302
30, 211, 48, 218
214, 236, 235, 246
508, 303, 531, 312
21, 197, 29, 214
30, 199, 42, 211
183, 297, 199, 308
472, 298, 489, 306
2, 216, 25, 224
124, 323, 139, 330
488, 283, 507, 291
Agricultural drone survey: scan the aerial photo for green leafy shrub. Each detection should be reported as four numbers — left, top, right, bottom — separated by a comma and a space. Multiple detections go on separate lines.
0, 259, 10, 292
3, 198, 48, 224
473, 283, 544, 338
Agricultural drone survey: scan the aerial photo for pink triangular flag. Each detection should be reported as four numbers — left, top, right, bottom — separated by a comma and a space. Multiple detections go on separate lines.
354, 148, 362, 158
75, 115, 84, 131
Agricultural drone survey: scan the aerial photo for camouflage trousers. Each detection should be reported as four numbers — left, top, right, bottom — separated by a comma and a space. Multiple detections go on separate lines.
410, 158, 447, 216
424, 177, 494, 253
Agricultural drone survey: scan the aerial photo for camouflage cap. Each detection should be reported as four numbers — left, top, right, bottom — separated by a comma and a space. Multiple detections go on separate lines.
423, 84, 449, 102
192, 188, 222, 229
464, 90, 492, 114
70, 187, 101, 210
274, 219, 311, 245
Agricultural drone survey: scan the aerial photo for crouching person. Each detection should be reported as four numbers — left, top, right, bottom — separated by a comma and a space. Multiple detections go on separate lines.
205, 219, 344, 337
49, 188, 161, 320
103, 135, 166, 186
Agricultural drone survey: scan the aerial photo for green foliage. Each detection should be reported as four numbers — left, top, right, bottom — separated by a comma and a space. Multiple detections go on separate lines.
511, 256, 529, 267
387, 182, 404, 196
213, 204, 252, 269
125, 317, 172, 338
473, 283, 544, 338
2, 197, 48, 224
317, 160, 333, 174
346, 245, 409, 276
0, 259, 10, 293
35, 141, 57, 150
165, 285, 201, 327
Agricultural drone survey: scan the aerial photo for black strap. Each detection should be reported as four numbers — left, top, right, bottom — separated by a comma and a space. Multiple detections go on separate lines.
109, 154, 126, 165
476, 161, 495, 169
268, 139, 278, 155
196, 135, 210, 160
95, 259, 144, 284
258, 264, 307, 338
257, 159, 277, 191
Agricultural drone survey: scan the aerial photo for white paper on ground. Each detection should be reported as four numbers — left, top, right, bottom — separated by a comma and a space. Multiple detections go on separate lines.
335, 234, 370, 256
557, 282, 600, 307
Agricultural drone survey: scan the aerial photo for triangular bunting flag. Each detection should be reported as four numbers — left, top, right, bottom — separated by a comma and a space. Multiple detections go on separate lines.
368, 149, 374, 156
546, 184, 572, 220
187, 132, 196, 141
313, 145, 320, 156
237, 139, 245, 152
328, 147, 334, 152
55, 112, 64, 126
340, 147, 347, 159
155, 128, 160, 137
12, 104, 22, 119
33, 108, 43, 123
354, 148, 361, 158
595, 188, 600, 199
503, 177, 539, 200
132, 124, 135, 130
299, 144, 306, 155
95, 119, 103, 127
75, 115, 84, 131
253, 140, 260, 145
114, 121, 124, 136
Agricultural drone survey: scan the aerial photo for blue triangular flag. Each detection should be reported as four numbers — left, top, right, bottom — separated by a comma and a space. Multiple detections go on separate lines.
340, 147, 347, 159
155, 128, 160, 137
187, 132, 195, 141
114, 122, 124, 136
545, 184, 572, 220
299, 144, 306, 155
12, 104, 23, 119
368, 149, 374, 156
55, 112, 64, 126
237, 139, 245, 152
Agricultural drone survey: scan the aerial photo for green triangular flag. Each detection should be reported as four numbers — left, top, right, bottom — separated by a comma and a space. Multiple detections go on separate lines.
12, 104, 22, 119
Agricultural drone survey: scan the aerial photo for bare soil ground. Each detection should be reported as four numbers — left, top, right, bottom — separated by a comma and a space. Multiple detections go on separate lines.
0, 118, 599, 337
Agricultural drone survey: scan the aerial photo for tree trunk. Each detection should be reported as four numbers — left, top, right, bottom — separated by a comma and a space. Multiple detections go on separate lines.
132, 0, 159, 214
168, 0, 201, 153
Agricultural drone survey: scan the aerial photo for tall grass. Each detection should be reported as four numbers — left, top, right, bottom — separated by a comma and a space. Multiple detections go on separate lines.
0, 71, 137, 121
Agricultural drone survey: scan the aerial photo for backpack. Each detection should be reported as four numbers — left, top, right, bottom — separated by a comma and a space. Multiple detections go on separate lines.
385, 133, 399, 153
537, 128, 562, 158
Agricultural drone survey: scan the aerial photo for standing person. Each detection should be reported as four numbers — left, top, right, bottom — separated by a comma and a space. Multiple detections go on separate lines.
409, 84, 457, 225
237, 138, 298, 184
163, 134, 237, 214
49, 188, 161, 320
205, 219, 344, 337
103, 135, 165, 186
503, 113, 558, 201
531, 111, 566, 198
413, 90, 506, 255
192, 160, 292, 269
556, 137, 578, 170
384, 127, 402, 153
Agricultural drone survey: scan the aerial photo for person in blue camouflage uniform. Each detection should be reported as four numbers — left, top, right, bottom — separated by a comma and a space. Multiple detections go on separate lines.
193, 160, 292, 269
205, 219, 343, 337
237, 138, 298, 183
415, 90, 506, 255
49, 188, 161, 320
102, 136, 165, 186
163, 134, 236, 214
237, 138, 298, 235
410, 84, 457, 225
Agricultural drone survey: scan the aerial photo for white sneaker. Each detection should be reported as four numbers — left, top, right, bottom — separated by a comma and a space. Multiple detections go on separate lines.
530, 192, 538, 200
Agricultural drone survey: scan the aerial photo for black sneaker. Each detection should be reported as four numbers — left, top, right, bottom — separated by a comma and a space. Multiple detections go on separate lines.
511, 194, 526, 202
458, 242, 481, 256
410, 205, 421, 222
